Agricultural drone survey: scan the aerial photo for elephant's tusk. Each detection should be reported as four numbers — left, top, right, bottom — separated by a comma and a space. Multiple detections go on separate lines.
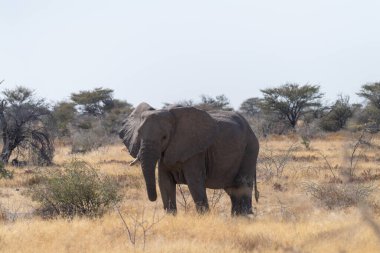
129, 158, 140, 166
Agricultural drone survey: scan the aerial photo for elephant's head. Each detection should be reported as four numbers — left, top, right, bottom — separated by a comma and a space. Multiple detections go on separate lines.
119, 102, 155, 158
119, 103, 217, 202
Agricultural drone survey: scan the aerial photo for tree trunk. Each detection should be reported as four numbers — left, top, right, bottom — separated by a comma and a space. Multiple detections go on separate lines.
0, 101, 11, 163
0, 146, 11, 163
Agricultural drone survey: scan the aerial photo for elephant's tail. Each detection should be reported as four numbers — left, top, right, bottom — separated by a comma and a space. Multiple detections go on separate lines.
254, 181, 259, 203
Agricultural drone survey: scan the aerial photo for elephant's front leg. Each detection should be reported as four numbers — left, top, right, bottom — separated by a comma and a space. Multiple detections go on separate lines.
182, 153, 209, 213
158, 165, 177, 214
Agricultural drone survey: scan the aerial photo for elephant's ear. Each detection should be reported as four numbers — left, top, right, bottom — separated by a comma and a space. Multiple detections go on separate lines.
164, 107, 217, 165
119, 102, 155, 158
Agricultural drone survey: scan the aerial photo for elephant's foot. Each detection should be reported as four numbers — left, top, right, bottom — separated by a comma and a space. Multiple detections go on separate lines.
163, 199, 177, 215
226, 186, 254, 217
195, 203, 209, 214
165, 208, 177, 215
230, 195, 253, 216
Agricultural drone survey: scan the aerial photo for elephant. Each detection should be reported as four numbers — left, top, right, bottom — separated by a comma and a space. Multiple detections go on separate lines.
119, 102, 259, 215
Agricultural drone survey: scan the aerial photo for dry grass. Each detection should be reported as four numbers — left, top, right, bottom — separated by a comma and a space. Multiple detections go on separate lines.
0, 132, 380, 252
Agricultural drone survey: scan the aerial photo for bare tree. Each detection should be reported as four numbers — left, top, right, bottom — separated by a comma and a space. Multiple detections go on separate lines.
259, 142, 298, 181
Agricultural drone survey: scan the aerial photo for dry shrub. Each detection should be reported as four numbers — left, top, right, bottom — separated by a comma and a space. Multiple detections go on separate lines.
304, 181, 377, 209
24, 174, 44, 187
177, 184, 192, 212
208, 189, 224, 209
29, 159, 122, 218
297, 121, 324, 150
176, 185, 225, 213
117, 204, 165, 251
259, 142, 298, 181
357, 169, 380, 182
70, 129, 106, 153
70, 120, 113, 153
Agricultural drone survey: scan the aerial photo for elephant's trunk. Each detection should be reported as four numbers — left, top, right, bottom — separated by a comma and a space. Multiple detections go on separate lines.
139, 140, 160, 201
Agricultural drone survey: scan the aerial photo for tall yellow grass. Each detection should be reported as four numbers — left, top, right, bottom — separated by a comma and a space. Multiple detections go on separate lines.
0, 133, 379, 252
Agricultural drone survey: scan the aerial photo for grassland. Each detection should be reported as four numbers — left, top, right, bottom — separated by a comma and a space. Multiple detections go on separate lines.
1, 132, 380, 253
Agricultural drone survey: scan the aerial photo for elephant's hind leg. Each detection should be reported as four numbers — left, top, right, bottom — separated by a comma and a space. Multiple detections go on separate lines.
228, 136, 259, 216
225, 187, 253, 216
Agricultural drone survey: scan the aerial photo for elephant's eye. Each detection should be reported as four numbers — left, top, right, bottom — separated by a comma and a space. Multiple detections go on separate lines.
162, 135, 167, 140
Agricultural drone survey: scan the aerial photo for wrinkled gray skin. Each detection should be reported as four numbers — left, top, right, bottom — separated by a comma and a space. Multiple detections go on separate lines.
119, 102, 259, 216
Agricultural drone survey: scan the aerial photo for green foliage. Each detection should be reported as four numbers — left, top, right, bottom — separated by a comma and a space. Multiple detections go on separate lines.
53, 102, 76, 137
68, 98, 132, 153
30, 160, 121, 218
300, 136, 311, 150
0, 161, 13, 179
164, 94, 233, 111
71, 87, 114, 115
2, 86, 34, 105
357, 82, 380, 109
356, 83, 380, 131
320, 95, 353, 132
239, 97, 262, 117
67, 87, 133, 151
351, 104, 380, 132
196, 94, 233, 111
69, 88, 133, 149
102, 99, 133, 134
260, 83, 323, 128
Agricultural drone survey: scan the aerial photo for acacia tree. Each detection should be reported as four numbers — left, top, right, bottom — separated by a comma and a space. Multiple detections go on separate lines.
53, 101, 77, 137
357, 82, 380, 109
103, 99, 134, 134
0, 86, 54, 164
71, 87, 114, 116
67, 87, 133, 153
239, 97, 262, 117
357, 82, 380, 131
260, 83, 323, 128
196, 94, 233, 111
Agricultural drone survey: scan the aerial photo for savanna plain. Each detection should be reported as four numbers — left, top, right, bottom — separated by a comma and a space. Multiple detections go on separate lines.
1, 132, 380, 253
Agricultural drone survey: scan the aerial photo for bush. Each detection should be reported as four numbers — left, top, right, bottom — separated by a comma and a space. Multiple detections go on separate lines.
304, 182, 376, 209
319, 95, 353, 132
0, 161, 13, 179
30, 160, 121, 218
70, 119, 109, 153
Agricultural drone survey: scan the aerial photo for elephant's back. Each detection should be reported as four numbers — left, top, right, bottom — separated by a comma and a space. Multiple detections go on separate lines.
209, 111, 251, 134
205, 111, 250, 188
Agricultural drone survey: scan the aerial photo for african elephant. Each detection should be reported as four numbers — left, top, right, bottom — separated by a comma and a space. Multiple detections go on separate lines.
119, 102, 259, 215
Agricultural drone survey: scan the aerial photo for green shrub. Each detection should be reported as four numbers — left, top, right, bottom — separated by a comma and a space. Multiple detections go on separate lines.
30, 160, 121, 218
0, 161, 13, 179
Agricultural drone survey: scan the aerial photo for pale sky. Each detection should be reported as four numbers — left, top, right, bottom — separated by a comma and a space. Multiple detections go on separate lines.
1, 0, 379, 108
